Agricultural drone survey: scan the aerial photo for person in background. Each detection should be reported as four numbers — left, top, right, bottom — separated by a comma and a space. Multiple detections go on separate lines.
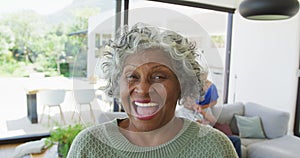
176, 71, 218, 126
178, 99, 242, 158
194, 71, 218, 114
67, 23, 238, 158
193, 70, 219, 126
177, 72, 242, 158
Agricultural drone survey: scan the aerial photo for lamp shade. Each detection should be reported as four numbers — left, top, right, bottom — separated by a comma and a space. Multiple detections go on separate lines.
239, 0, 299, 20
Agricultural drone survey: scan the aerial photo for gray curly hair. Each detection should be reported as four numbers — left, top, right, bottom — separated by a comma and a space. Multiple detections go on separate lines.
100, 23, 206, 104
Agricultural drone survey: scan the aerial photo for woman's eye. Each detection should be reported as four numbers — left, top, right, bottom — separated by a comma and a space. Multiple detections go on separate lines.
126, 74, 138, 81
153, 76, 162, 79
152, 74, 166, 80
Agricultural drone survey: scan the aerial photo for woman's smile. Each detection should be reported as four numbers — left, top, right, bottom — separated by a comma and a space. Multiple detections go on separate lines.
132, 100, 160, 120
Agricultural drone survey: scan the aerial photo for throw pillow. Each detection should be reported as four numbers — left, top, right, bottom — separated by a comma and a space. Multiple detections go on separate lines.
235, 115, 266, 139
229, 113, 239, 135
13, 138, 47, 158
213, 122, 233, 136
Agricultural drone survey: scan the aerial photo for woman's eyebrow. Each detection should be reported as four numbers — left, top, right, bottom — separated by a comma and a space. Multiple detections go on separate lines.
151, 64, 172, 71
123, 63, 172, 72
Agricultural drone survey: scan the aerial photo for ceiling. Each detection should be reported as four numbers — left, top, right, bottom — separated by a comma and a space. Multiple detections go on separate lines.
132, 1, 228, 35
182, 0, 238, 9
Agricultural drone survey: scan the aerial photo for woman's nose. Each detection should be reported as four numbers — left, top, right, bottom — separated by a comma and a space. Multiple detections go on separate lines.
134, 79, 152, 95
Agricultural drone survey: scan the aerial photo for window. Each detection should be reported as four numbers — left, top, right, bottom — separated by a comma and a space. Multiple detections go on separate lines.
0, 0, 116, 143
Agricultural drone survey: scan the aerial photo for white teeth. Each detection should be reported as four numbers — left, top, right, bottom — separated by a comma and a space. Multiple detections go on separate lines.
135, 102, 158, 107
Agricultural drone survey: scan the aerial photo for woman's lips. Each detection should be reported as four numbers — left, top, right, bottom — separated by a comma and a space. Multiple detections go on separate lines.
133, 101, 160, 120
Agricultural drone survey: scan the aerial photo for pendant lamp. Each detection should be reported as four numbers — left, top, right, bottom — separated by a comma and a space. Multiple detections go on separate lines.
239, 0, 299, 20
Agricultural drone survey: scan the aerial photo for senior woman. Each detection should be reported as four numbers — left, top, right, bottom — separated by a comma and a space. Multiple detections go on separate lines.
67, 23, 238, 158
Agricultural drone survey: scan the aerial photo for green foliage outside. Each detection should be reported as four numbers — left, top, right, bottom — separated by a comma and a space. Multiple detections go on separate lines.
0, 7, 100, 77
0, 53, 26, 77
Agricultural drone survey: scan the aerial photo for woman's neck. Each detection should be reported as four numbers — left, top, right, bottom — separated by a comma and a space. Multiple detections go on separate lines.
119, 117, 183, 146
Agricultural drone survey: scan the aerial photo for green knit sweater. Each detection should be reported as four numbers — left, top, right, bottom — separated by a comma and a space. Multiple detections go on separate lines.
67, 118, 238, 158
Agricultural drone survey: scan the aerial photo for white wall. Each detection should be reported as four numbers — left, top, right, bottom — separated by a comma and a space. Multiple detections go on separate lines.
229, 11, 300, 133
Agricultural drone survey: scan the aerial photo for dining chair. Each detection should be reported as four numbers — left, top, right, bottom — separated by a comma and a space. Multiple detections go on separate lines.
71, 89, 96, 123
39, 89, 66, 125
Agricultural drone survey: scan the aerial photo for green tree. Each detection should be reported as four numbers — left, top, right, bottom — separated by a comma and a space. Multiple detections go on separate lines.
2, 11, 44, 63
0, 25, 14, 54
0, 6, 100, 77
69, 7, 100, 32
66, 7, 99, 56
64, 7, 99, 77
33, 24, 68, 76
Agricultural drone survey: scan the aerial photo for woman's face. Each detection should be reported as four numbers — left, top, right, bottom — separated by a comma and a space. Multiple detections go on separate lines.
119, 49, 181, 132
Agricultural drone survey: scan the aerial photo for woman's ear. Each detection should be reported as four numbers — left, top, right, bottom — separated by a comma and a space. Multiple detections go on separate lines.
177, 94, 184, 106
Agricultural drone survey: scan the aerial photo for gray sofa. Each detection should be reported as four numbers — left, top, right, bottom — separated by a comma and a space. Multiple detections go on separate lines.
212, 102, 300, 158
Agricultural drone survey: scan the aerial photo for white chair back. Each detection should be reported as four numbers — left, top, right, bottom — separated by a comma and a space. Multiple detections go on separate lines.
71, 89, 97, 123
73, 89, 96, 104
38, 89, 66, 124
39, 90, 66, 106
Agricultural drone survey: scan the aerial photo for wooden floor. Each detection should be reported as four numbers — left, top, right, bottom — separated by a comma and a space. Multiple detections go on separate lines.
0, 143, 21, 158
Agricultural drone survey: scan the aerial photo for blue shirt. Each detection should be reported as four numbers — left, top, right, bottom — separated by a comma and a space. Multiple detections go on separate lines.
196, 84, 219, 105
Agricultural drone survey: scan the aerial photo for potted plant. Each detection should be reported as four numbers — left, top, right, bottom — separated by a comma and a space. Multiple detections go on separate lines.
46, 124, 85, 158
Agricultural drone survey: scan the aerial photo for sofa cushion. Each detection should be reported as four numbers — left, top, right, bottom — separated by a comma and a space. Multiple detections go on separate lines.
247, 135, 300, 158
212, 102, 244, 134
213, 102, 244, 124
235, 115, 266, 139
241, 145, 247, 158
244, 102, 290, 139
240, 138, 265, 147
